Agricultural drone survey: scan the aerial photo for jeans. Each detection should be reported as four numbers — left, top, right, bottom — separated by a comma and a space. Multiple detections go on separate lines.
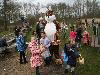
20, 51, 27, 63
44, 57, 50, 65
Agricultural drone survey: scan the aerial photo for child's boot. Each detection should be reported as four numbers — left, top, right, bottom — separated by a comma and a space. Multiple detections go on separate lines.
71, 71, 76, 75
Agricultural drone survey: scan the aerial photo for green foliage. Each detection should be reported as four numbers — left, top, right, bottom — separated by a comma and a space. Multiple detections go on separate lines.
25, 24, 36, 42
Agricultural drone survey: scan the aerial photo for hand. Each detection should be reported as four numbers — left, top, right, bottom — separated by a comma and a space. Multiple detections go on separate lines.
57, 40, 60, 42
57, 40, 61, 44
40, 45, 45, 52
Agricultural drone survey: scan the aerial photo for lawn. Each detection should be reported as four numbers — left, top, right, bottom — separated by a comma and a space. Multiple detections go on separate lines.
76, 46, 100, 75
60, 24, 100, 75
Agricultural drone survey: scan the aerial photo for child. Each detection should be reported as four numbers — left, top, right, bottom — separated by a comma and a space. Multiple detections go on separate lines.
83, 29, 90, 46
75, 27, 83, 43
64, 43, 79, 75
16, 31, 27, 64
28, 37, 44, 75
40, 32, 51, 66
70, 26, 76, 44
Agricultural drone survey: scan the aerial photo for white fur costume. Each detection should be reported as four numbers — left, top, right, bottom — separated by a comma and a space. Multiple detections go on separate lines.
44, 15, 57, 42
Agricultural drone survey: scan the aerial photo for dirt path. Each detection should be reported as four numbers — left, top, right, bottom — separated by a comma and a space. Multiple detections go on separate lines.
0, 48, 65, 75
0, 48, 34, 75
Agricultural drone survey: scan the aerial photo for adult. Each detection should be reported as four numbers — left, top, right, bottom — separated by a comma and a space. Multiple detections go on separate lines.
85, 19, 88, 27
44, 6, 57, 42
92, 18, 95, 27
93, 23, 96, 46
75, 27, 83, 43
76, 18, 82, 29
36, 17, 46, 40
14, 26, 20, 37
61, 20, 68, 39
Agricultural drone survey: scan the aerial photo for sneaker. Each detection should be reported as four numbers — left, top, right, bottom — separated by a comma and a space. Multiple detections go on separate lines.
71, 71, 76, 75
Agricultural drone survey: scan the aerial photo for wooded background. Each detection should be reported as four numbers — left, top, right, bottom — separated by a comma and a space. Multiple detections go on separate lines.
0, 0, 100, 31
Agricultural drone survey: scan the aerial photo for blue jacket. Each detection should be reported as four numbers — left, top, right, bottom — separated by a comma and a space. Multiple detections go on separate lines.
16, 35, 26, 52
64, 44, 78, 67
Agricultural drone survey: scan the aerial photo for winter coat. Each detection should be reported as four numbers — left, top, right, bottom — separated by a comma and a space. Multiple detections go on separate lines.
28, 40, 43, 68
16, 35, 26, 52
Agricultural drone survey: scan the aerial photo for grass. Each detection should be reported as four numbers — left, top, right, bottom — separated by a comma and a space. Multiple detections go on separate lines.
61, 32, 100, 75
76, 46, 100, 75
25, 24, 36, 42
60, 24, 100, 75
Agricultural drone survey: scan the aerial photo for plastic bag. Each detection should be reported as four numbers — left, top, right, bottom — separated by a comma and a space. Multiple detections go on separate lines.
41, 50, 51, 59
78, 57, 84, 64
77, 54, 84, 65
61, 50, 68, 64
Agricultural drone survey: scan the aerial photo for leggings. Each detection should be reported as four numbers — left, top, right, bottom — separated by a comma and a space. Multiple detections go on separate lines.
36, 66, 40, 75
49, 45, 60, 59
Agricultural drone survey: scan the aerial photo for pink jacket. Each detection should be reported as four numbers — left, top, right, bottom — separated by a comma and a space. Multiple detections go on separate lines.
70, 31, 76, 40
83, 31, 90, 44
28, 40, 43, 68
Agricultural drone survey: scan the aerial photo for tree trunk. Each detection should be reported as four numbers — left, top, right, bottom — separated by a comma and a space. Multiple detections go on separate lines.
4, 0, 7, 30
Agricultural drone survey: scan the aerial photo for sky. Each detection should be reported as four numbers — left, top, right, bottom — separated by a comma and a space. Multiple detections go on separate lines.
1, 0, 100, 6
16, 0, 100, 6
17, 0, 75, 6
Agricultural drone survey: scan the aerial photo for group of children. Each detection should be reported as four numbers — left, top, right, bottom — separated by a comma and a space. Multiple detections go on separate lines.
28, 31, 61, 75
62, 26, 88, 75
28, 26, 87, 75
15, 25, 87, 75
70, 26, 90, 46
15, 24, 90, 75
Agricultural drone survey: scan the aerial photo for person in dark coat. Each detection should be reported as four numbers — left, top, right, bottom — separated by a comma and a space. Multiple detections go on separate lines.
36, 22, 41, 40
92, 23, 97, 47
36, 17, 46, 41
64, 44, 79, 75
14, 26, 21, 37
75, 27, 83, 43
92, 18, 95, 27
93, 25, 96, 36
